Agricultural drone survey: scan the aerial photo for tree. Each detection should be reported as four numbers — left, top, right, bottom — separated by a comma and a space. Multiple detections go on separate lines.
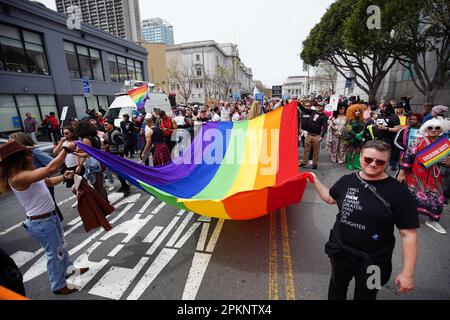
392, 0, 450, 103
167, 58, 196, 105
301, 0, 403, 103
313, 61, 338, 94
214, 66, 235, 101
203, 72, 218, 101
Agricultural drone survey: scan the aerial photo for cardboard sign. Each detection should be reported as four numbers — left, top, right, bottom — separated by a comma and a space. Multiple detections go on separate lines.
326, 95, 339, 112
415, 136, 450, 168
60, 106, 69, 121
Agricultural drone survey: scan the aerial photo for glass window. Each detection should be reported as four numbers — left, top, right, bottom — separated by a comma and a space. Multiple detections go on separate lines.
22, 30, 42, 45
117, 56, 128, 81
64, 42, 80, 78
1, 37, 27, 73
135, 61, 143, 80
97, 96, 108, 109
25, 42, 49, 75
90, 48, 104, 81
126, 58, 136, 80
77, 45, 92, 79
38, 95, 58, 119
196, 67, 202, 76
74, 96, 87, 118
108, 54, 119, 82
0, 25, 49, 75
0, 95, 20, 132
16, 95, 41, 124
87, 95, 99, 110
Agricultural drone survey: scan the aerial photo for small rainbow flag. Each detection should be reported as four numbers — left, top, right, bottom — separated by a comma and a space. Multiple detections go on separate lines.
128, 84, 148, 111
416, 135, 450, 168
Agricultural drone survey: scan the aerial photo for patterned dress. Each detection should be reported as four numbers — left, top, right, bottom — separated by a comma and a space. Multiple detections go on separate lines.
399, 137, 444, 222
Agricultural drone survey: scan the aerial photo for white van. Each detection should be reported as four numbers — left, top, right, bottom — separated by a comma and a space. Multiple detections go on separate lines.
105, 92, 172, 127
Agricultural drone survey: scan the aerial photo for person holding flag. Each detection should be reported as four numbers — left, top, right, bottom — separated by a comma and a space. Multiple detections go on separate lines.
397, 118, 450, 234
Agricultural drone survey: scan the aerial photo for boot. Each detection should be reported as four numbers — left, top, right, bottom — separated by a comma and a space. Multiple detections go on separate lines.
345, 153, 354, 170
353, 153, 362, 170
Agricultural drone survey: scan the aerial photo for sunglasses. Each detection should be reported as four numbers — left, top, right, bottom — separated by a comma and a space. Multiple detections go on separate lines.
363, 156, 387, 166
427, 126, 441, 131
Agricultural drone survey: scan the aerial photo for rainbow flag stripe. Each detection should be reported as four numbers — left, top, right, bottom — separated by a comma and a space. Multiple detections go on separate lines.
76, 102, 311, 220
416, 136, 450, 168
128, 84, 148, 111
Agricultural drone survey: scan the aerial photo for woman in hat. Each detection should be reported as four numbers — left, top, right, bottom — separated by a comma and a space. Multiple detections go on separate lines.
397, 118, 450, 234
0, 141, 88, 294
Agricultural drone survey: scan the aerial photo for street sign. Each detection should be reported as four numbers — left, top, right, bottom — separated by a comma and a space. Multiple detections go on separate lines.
272, 85, 282, 98
12, 116, 21, 128
345, 78, 353, 88
233, 93, 241, 101
60, 106, 69, 121
82, 77, 92, 97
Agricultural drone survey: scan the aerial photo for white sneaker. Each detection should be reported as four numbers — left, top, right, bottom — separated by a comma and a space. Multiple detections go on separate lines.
108, 185, 115, 192
425, 221, 447, 234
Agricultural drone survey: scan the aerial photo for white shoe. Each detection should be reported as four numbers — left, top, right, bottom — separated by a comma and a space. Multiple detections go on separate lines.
425, 221, 447, 234
108, 185, 115, 192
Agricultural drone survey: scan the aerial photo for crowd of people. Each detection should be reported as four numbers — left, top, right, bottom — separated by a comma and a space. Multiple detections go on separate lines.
0, 93, 449, 300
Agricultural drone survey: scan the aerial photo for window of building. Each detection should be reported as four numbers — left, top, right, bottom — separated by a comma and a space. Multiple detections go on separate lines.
108, 54, 119, 82
64, 41, 104, 81
127, 58, 136, 80
16, 95, 41, 124
0, 95, 20, 132
196, 54, 200, 61
74, 96, 87, 118
196, 67, 202, 77
0, 23, 49, 75
117, 56, 128, 81
135, 61, 143, 81
97, 96, 108, 110
38, 95, 58, 118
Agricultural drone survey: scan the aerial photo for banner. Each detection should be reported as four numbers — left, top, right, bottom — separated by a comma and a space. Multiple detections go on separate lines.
415, 136, 450, 168
325, 95, 339, 112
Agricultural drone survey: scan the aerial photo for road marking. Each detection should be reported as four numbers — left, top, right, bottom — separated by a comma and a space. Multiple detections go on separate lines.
196, 222, 210, 251
67, 217, 81, 226
126, 248, 178, 300
142, 226, 164, 244
57, 195, 76, 206
107, 244, 125, 258
151, 202, 166, 215
0, 222, 23, 236
182, 252, 212, 300
146, 217, 180, 255
89, 257, 149, 300
174, 223, 201, 248
205, 219, 224, 253
166, 212, 194, 247
269, 212, 279, 300
280, 208, 296, 300
176, 210, 186, 216
138, 196, 155, 213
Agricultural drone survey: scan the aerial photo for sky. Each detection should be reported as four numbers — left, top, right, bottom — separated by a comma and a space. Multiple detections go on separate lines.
38, 0, 334, 87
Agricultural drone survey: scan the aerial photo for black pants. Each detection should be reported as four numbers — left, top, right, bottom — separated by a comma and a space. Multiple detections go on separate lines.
328, 252, 392, 300
0, 247, 25, 296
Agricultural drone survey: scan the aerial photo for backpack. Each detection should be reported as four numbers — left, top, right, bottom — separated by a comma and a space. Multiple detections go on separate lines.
108, 129, 125, 154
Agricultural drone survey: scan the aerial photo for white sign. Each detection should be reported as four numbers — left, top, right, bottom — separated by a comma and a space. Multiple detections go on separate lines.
60, 106, 69, 121
326, 95, 339, 112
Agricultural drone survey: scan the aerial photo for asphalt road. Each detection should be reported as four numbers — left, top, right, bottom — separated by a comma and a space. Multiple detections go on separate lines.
1, 151, 449, 300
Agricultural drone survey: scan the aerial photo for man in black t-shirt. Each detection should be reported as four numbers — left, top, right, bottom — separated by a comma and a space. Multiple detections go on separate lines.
306, 140, 419, 300
374, 103, 401, 170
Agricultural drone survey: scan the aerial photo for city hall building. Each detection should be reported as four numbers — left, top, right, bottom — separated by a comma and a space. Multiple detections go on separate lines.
0, 0, 148, 135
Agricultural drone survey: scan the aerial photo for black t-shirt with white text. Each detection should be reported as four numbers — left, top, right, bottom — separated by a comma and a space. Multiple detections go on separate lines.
375, 113, 400, 142
329, 173, 419, 253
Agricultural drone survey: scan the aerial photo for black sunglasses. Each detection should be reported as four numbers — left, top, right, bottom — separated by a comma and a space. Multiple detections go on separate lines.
363, 156, 387, 166
427, 126, 441, 131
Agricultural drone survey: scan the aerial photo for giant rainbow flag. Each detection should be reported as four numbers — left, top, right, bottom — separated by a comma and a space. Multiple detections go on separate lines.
76, 101, 311, 220
128, 84, 148, 111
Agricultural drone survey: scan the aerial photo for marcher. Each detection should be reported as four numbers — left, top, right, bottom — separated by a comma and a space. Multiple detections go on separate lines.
374, 102, 401, 171
141, 114, 171, 167
326, 104, 347, 164
8, 132, 64, 222
306, 140, 419, 300
24, 113, 38, 144
159, 110, 178, 152
104, 119, 130, 196
0, 141, 89, 294
299, 102, 329, 170
397, 118, 450, 234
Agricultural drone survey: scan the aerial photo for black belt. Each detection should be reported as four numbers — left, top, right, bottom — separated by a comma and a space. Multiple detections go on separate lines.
27, 211, 56, 221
